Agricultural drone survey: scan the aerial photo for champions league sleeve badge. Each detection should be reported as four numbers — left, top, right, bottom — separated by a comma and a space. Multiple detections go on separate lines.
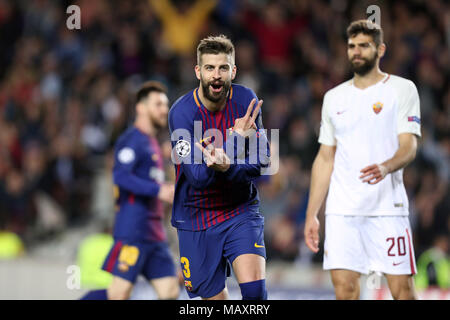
175, 139, 191, 158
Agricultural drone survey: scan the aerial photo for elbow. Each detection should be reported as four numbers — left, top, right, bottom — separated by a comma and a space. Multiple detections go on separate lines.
407, 142, 418, 164
407, 149, 417, 166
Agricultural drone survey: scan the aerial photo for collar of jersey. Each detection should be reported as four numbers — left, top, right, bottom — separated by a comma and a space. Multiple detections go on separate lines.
350, 73, 390, 91
193, 86, 233, 113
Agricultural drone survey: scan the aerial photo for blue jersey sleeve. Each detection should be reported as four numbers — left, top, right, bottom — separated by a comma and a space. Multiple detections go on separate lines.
113, 145, 161, 197
223, 91, 271, 184
169, 106, 217, 190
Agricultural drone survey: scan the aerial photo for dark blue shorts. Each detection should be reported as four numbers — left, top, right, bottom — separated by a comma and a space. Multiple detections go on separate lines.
102, 240, 176, 283
177, 213, 266, 298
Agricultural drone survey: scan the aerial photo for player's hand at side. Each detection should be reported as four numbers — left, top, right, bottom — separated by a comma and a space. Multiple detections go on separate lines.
195, 137, 231, 172
359, 164, 389, 184
158, 183, 175, 204
232, 98, 263, 138
304, 216, 320, 253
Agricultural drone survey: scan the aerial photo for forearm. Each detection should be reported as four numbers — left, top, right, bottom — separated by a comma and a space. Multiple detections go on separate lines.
114, 171, 161, 197
183, 163, 217, 189
224, 163, 260, 183
306, 155, 334, 219
381, 142, 417, 174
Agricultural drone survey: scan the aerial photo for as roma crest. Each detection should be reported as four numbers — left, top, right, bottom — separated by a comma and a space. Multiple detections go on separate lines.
372, 102, 383, 114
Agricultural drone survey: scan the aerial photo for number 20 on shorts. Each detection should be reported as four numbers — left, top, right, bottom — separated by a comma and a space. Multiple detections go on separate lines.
180, 257, 191, 278
386, 236, 407, 256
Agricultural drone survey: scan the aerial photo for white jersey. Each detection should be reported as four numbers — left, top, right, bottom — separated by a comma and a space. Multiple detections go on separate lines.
319, 74, 421, 216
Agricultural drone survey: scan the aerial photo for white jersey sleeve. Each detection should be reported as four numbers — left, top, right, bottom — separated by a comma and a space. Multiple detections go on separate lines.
396, 80, 421, 137
318, 92, 337, 146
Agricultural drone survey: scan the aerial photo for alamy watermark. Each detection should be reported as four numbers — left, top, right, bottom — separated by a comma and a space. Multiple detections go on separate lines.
66, 265, 81, 290
366, 5, 381, 27
66, 5, 81, 30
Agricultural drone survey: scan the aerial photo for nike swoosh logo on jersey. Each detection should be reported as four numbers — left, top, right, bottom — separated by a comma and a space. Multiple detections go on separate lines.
336, 110, 347, 115
393, 261, 404, 266
254, 242, 264, 248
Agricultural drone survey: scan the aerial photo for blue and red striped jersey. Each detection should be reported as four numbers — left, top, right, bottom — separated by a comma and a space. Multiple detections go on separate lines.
112, 126, 166, 242
168, 84, 270, 231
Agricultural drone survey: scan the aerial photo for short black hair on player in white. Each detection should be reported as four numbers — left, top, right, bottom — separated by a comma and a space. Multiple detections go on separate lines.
347, 19, 384, 47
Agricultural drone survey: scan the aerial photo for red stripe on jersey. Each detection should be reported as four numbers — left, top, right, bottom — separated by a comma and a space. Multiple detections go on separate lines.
382, 74, 391, 83
212, 106, 224, 224
203, 108, 211, 131
204, 111, 211, 227
222, 101, 230, 221
194, 102, 208, 230
191, 203, 195, 231
106, 241, 123, 272
229, 102, 238, 219
216, 210, 225, 223
406, 228, 416, 275
214, 112, 222, 224
232, 102, 242, 216
199, 191, 205, 229
196, 207, 200, 230
190, 188, 200, 231
211, 111, 219, 225
175, 164, 181, 183
230, 206, 235, 217
128, 194, 135, 204
199, 191, 209, 229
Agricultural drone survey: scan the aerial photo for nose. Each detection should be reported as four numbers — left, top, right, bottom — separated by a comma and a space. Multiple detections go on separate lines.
352, 46, 361, 56
213, 67, 221, 79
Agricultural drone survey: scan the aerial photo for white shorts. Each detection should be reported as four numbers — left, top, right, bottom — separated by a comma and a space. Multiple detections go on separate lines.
323, 215, 417, 275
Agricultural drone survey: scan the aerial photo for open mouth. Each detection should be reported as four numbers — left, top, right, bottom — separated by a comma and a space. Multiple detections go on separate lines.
210, 83, 224, 93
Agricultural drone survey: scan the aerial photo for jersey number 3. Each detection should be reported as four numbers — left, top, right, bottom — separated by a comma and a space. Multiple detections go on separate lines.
180, 257, 191, 278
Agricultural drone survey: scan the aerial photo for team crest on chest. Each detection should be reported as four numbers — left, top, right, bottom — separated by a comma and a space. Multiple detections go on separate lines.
372, 102, 383, 114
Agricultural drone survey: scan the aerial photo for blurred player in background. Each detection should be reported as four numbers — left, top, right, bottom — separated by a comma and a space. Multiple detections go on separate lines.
304, 20, 421, 300
81, 81, 179, 300
168, 35, 270, 300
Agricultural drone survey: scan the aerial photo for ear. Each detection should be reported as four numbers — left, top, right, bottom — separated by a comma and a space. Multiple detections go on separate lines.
231, 65, 237, 81
378, 43, 386, 59
136, 102, 143, 115
195, 65, 201, 80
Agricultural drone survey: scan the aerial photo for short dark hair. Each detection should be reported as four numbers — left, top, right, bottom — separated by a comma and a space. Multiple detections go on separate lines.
346, 19, 384, 47
136, 81, 167, 103
197, 34, 235, 65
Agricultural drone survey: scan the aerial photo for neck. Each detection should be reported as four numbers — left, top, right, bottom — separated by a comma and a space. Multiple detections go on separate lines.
353, 66, 386, 89
134, 117, 156, 137
198, 85, 227, 112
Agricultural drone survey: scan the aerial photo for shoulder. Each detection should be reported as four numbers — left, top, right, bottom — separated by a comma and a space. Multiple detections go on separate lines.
324, 79, 352, 101
116, 127, 151, 151
385, 74, 418, 96
168, 89, 199, 128
321, 80, 352, 116
114, 128, 142, 163
116, 127, 138, 147
231, 83, 258, 103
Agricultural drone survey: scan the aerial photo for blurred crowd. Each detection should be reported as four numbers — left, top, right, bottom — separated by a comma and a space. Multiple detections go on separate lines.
0, 0, 448, 266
